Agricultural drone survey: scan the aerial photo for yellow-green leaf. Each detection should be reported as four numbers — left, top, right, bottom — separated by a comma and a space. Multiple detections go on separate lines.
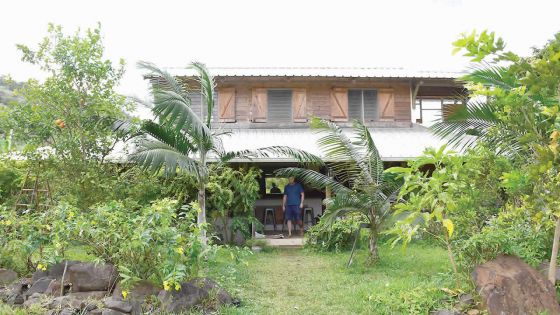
442, 219, 454, 238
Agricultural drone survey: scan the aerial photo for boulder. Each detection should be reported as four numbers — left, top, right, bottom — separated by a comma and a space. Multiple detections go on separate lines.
101, 308, 129, 315
47, 291, 106, 310
112, 280, 159, 300
0, 269, 18, 285
23, 292, 44, 307
24, 277, 55, 298
103, 296, 133, 313
3, 281, 29, 305
68, 263, 118, 292
157, 278, 233, 313
44, 279, 71, 297
431, 310, 460, 315
472, 255, 560, 315
457, 293, 474, 307
32, 261, 81, 282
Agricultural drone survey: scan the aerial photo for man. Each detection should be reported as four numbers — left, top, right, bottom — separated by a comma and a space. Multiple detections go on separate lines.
283, 177, 305, 237
270, 182, 281, 194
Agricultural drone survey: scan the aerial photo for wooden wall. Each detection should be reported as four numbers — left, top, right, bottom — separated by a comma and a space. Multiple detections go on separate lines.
185, 77, 417, 124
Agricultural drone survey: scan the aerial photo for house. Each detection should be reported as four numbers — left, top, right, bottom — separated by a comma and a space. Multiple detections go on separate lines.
155, 67, 466, 231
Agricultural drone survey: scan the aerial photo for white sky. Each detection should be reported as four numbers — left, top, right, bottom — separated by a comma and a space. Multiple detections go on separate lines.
2, 0, 560, 99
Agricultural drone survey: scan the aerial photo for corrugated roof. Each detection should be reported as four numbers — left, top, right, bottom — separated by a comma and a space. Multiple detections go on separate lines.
216, 124, 447, 162
164, 66, 464, 79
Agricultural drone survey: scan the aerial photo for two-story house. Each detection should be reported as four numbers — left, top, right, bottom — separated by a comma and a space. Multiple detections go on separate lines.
157, 67, 465, 231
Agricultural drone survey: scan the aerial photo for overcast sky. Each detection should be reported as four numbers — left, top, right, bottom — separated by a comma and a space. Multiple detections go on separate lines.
2, 0, 560, 99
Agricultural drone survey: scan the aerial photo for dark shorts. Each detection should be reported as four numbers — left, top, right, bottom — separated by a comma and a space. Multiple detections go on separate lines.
285, 205, 301, 222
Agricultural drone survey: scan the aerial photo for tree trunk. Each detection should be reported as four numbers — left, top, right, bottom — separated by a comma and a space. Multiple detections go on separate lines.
548, 216, 560, 284
367, 212, 379, 264
197, 183, 208, 246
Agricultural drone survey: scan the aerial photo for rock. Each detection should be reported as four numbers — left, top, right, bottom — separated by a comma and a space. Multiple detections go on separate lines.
48, 295, 84, 310
7, 292, 24, 305
88, 310, 103, 315
251, 246, 262, 253
467, 310, 480, 315
68, 263, 118, 292
32, 261, 80, 282
60, 308, 77, 315
24, 277, 55, 298
23, 292, 44, 307
101, 308, 129, 315
431, 310, 460, 315
0, 269, 18, 285
112, 280, 159, 300
68, 291, 108, 300
473, 255, 560, 315
103, 296, 132, 313
44, 279, 71, 297
458, 293, 474, 307
157, 278, 233, 313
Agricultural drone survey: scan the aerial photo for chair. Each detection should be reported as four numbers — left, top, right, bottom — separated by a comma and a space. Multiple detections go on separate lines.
303, 207, 314, 226
263, 207, 277, 231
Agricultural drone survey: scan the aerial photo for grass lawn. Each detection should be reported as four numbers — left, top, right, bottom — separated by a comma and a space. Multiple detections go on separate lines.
209, 243, 460, 315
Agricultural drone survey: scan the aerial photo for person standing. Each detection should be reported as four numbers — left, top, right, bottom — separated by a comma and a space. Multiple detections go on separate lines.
283, 177, 305, 237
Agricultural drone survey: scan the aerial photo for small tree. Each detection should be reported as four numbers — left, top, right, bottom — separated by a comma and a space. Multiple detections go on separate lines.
387, 146, 461, 279
262, 118, 401, 263
126, 62, 246, 245
1, 24, 131, 208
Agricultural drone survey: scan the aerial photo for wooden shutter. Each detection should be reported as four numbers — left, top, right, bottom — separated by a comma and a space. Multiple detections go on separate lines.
251, 88, 268, 122
292, 88, 307, 122
330, 88, 348, 121
378, 90, 395, 120
218, 88, 236, 122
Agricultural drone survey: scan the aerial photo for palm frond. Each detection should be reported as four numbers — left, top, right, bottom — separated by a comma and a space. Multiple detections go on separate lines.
151, 89, 212, 141
462, 63, 518, 90
274, 167, 350, 195
431, 99, 504, 150
310, 117, 367, 184
138, 61, 187, 98
353, 120, 384, 184
131, 139, 203, 178
256, 146, 325, 167
190, 62, 215, 127
321, 192, 370, 226
141, 120, 195, 155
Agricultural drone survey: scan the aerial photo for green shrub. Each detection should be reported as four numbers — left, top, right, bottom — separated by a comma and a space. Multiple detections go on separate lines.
0, 160, 21, 203
456, 209, 552, 270
305, 214, 367, 252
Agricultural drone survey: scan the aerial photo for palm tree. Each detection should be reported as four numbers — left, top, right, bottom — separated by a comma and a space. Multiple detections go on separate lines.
125, 61, 237, 245
261, 117, 401, 263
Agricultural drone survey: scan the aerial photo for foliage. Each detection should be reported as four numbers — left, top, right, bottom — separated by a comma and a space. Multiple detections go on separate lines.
123, 62, 252, 245
0, 199, 212, 289
436, 30, 560, 282
0, 24, 132, 209
259, 117, 402, 262
305, 213, 367, 252
206, 165, 261, 243
0, 160, 22, 204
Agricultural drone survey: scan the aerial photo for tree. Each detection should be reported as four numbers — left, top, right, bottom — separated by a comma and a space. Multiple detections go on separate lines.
262, 118, 401, 262
0, 24, 131, 208
434, 30, 560, 283
125, 62, 242, 245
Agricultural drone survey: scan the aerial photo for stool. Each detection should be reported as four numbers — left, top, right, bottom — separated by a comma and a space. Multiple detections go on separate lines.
303, 207, 314, 226
263, 208, 277, 231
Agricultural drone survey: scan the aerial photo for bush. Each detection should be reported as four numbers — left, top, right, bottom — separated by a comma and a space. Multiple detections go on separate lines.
456, 208, 552, 270
305, 214, 367, 252
0, 160, 21, 203
0, 199, 212, 290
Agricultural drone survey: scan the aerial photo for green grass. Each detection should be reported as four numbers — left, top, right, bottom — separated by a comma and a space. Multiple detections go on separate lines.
208, 243, 461, 315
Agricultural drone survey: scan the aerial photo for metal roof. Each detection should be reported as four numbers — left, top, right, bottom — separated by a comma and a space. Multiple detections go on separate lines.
165, 66, 465, 79
216, 124, 447, 162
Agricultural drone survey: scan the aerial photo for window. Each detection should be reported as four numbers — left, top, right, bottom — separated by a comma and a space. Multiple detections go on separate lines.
267, 90, 292, 123
188, 91, 217, 122
348, 89, 378, 122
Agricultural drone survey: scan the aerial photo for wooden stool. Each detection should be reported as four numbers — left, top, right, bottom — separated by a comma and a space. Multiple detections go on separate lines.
263, 208, 277, 231
303, 207, 314, 226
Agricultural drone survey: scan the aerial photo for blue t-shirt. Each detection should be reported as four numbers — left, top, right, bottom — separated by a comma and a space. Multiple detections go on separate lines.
284, 183, 304, 205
